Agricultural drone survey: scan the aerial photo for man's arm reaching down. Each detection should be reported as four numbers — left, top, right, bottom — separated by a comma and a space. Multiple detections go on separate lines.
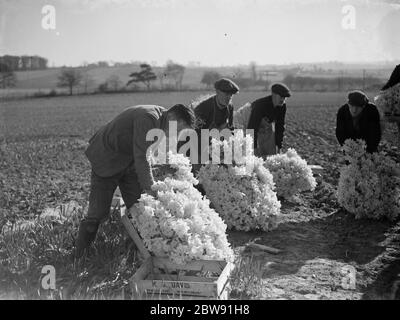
132, 115, 157, 191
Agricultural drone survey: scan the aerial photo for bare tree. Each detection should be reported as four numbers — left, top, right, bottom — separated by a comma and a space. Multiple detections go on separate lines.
0, 63, 17, 88
38, 57, 48, 70
80, 70, 96, 94
21, 56, 30, 70
165, 60, 185, 90
0, 55, 20, 71
157, 71, 166, 90
249, 61, 257, 81
107, 75, 122, 91
201, 70, 221, 89
232, 68, 244, 79
57, 68, 83, 95
127, 63, 157, 90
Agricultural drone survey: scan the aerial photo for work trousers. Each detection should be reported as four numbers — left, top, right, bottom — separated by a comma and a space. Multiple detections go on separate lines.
83, 165, 142, 224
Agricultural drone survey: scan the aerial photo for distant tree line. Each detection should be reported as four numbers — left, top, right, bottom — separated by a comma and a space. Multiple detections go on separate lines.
10, 57, 389, 98
201, 63, 269, 90
0, 55, 48, 71
55, 62, 270, 96
55, 60, 188, 96
283, 74, 385, 91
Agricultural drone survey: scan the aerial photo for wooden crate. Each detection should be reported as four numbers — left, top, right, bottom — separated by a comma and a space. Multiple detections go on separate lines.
120, 207, 233, 300
131, 257, 233, 300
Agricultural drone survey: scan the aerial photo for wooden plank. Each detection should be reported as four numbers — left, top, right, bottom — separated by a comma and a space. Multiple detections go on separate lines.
247, 242, 282, 254
216, 261, 234, 296
152, 257, 226, 274
309, 165, 323, 174
120, 208, 151, 259
138, 293, 220, 300
131, 257, 152, 282
130, 258, 153, 299
138, 279, 218, 298
218, 288, 229, 300
148, 274, 218, 283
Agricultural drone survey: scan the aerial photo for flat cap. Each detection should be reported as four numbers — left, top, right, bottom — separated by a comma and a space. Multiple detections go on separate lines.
271, 83, 291, 97
214, 78, 240, 94
348, 90, 369, 107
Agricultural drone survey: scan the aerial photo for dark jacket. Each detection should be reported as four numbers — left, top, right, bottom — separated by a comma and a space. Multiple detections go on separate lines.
382, 64, 400, 90
336, 103, 381, 153
194, 95, 234, 130
85, 105, 167, 190
247, 95, 286, 149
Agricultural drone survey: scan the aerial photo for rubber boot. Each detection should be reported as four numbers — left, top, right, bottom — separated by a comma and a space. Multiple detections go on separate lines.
75, 219, 99, 259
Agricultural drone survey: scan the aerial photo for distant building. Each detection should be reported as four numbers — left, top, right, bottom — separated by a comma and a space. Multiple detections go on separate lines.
258, 70, 278, 81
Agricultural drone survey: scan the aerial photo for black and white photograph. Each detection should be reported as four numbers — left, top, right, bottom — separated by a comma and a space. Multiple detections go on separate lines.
1, 0, 400, 305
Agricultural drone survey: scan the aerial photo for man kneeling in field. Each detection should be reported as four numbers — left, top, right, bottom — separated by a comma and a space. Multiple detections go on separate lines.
336, 90, 381, 153
75, 104, 196, 258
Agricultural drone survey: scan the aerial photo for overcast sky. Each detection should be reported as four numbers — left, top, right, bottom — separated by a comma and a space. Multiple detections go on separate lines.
0, 0, 399, 66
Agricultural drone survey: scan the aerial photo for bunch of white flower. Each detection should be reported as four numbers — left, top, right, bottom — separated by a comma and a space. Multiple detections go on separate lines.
374, 83, 400, 116
130, 151, 234, 265
338, 139, 400, 220
198, 132, 281, 231
233, 102, 252, 130
150, 151, 198, 185
264, 148, 317, 199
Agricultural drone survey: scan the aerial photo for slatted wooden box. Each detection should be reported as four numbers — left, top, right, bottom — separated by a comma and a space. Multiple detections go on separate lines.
120, 206, 233, 300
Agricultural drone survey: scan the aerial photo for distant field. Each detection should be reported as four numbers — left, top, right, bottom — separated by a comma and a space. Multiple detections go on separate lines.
0, 90, 378, 141
10, 65, 391, 90
9, 66, 284, 92
0, 65, 391, 101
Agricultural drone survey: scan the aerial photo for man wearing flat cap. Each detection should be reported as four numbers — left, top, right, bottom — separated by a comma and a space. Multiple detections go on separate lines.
194, 78, 240, 132
75, 104, 196, 257
247, 83, 291, 157
190, 78, 239, 179
336, 90, 381, 153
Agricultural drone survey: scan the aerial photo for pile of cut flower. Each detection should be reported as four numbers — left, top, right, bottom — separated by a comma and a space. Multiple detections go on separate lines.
198, 131, 317, 231
129, 151, 234, 265
198, 131, 281, 231
264, 148, 317, 200
374, 83, 400, 116
338, 139, 400, 220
